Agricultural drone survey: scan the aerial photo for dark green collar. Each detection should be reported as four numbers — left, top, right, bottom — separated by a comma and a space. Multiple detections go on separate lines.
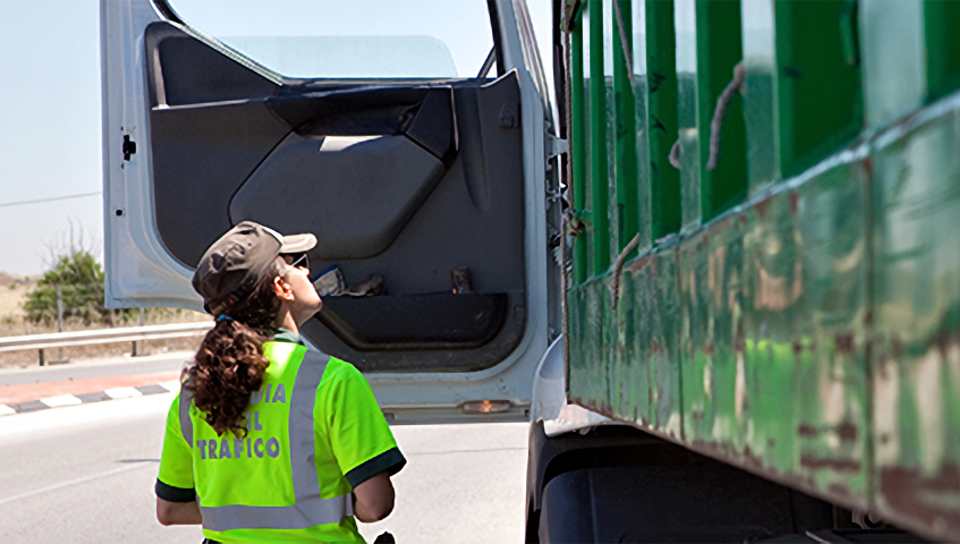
271, 328, 305, 345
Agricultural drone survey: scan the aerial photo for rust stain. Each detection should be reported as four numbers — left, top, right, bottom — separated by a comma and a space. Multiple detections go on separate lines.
701, 344, 716, 356
626, 254, 652, 274
827, 483, 853, 498
881, 465, 960, 496
796, 422, 858, 442
880, 465, 960, 540
734, 319, 745, 352
754, 195, 773, 218
742, 445, 765, 469
800, 452, 862, 472
836, 421, 859, 442
706, 215, 738, 235
797, 423, 819, 438
835, 333, 855, 354
789, 191, 799, 214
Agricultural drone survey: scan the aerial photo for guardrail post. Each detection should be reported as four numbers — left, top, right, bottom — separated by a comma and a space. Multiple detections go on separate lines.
56, 285, 64, 362
38, 349, 44, 367
132, 308, 146, 357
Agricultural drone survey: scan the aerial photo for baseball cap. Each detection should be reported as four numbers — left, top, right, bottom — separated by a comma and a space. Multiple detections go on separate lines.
192, 221, 317, 316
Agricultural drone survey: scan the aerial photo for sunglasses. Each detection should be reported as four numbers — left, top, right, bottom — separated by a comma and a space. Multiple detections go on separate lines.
281, 252, 310, 270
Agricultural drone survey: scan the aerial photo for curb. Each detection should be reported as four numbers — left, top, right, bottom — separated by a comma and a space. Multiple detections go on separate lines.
0, 380, 180, 416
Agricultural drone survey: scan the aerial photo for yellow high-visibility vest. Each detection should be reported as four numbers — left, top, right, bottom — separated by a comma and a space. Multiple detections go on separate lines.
157, 339, 405, 543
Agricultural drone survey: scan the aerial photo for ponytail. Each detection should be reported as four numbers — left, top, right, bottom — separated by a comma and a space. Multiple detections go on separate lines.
185, 261, 282, 437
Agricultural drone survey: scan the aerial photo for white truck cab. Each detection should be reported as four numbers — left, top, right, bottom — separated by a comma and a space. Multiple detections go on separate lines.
99, 0, 563, 425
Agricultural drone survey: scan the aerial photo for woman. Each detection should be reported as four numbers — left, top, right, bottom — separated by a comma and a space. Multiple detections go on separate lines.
154, 221, 405, 543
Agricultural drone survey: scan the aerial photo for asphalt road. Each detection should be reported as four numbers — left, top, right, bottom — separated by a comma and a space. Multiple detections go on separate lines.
0, 394, 528, 543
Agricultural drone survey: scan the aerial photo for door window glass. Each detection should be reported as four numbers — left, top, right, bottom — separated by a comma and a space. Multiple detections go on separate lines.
167, 0, 497, 79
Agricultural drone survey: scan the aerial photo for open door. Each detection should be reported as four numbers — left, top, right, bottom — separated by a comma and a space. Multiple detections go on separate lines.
100, 0, 560, 423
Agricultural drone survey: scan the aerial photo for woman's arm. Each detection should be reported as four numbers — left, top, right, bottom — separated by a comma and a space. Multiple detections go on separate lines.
156, 497, 202, 526
353, 471, 395, 523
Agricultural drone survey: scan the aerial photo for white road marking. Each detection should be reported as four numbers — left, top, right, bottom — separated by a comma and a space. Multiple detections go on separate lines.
0, 405, 15, 417
104, 386, 143, 399
0, 392, 174, 439
160, 380, 180, 393
39, 394, 82, 408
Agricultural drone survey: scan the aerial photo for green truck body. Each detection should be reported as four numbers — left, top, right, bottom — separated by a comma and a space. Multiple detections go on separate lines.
560, 1, 960, 540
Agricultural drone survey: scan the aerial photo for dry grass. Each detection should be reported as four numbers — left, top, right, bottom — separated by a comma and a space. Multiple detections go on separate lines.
0, 273, 34, 319
0, 273, 210, 369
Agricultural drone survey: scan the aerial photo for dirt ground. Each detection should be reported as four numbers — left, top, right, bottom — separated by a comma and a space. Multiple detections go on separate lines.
0, 273, 209, 369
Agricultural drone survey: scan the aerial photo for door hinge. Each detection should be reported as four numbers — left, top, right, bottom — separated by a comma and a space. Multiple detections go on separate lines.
123, 135, 137, 161
546, 132, 568, 160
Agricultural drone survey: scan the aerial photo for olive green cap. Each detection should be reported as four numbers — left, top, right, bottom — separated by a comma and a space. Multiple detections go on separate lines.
192, 221, 316, 316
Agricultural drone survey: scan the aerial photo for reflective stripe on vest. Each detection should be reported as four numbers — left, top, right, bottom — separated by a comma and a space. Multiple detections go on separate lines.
200, 492, 354, 532
179, 350, 353, 531
179, 381, 194, 447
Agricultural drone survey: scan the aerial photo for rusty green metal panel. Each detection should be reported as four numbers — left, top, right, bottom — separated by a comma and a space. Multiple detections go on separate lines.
789, 159, 872, 504
622, 243, 684, 437
562, 0, 960, 539
568, 275, 611, 412
773, 0, 863, 177
568, 157, 873, 505
644, 0, 682, 240
924, 0, 960, 103
740, 190, 805, 480
650, 245, 684, 437
871, 106, 960, 537
569, 240, 685, 438
679, 216, 750, 459
695, 0, 747, 221
614, 258, 649, 424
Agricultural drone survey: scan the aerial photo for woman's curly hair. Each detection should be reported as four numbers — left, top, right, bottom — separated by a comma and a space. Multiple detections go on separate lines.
184, 260, 283, 437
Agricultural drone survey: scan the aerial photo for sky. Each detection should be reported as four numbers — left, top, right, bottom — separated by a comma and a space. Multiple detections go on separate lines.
0, 0, 555, 275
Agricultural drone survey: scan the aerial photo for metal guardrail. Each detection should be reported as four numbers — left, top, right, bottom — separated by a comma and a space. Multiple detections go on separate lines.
0, 322, 213, 354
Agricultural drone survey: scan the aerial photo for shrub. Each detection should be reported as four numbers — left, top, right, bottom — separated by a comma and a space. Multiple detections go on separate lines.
24, 250, 107, 325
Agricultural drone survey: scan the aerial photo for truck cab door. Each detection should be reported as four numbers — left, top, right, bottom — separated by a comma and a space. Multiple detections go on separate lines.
100, 0, 560, 423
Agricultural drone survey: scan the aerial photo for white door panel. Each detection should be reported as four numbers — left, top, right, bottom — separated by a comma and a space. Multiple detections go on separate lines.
100, 0, 555, 423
